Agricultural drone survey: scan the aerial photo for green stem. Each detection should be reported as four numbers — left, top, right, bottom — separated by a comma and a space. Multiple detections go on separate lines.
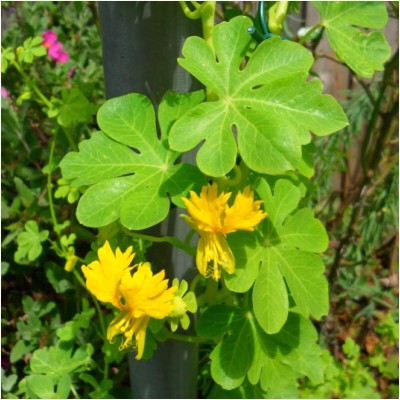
47, 133, 60, 234
184, 228, 196, 248
72, 268, 106, 337
123, 229, 195, 256
10, 58, 53, 109
70, 384, 80, 399
201, 1, 216, 54
189, 273, 201, 293
179, 1, 216, 100
179, 1, 201, 18
73, 267, 110, 380
215, 164, 243, 190
62, 126, 78, 151
163, 328, 211, 344
73, 267, 86, 288
299, 23, 322, 45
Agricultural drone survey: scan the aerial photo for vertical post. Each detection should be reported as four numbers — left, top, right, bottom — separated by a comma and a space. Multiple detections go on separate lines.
98, 2, 202, 398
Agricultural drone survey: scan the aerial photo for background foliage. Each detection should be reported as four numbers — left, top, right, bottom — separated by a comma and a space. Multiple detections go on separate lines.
1, 1, 398, 399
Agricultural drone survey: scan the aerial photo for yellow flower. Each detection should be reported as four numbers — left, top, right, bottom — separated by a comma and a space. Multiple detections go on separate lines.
182, 183, 267, 280
82, 241, 176, 360
82, 241, 134, 308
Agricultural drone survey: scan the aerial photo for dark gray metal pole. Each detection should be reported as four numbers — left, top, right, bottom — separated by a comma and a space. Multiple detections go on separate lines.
98, 2, 202, 398
99, 1, 201, 102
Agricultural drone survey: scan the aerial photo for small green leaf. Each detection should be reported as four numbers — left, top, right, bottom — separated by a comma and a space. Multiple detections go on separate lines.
313, 2, 391, 78
101, 340, 126, 364
14, 176, 35, 207
15, 221, 49, 262
342, 337, 360, 359
1, 261, 10, 276
1, 371, 18, 393
30, 342, 94, 376
57, 89, 93, 127
79, 373, 114, 398
31, 37, 43, 46
45, 263, 73, 294
10, 339, 34, 363
56, 307, 95, 341
169, 16, 348, 177
19, 37, 46, 64
1, 47, 15, 73
56, 375, 72, 399
60, 91, 206, 229
25, 375, 55, 399
25, 374, 71, 399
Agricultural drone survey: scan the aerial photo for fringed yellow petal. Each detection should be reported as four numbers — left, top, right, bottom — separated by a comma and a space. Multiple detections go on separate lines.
81, 241, 135, 308
132, 316, 149, 360
196, 232, 235, 280
182, 183, 231, 233
107, 310, 149, 360
82, 242, 177, 360
223, 186, 267, 233
120, 263, 176, 319
182, 183, 267, 280
106, 264, 176, 360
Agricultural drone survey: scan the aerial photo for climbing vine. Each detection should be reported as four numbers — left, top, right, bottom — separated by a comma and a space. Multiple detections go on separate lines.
2, 2, 396, 398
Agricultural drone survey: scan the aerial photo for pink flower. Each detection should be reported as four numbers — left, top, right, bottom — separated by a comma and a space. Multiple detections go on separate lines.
48, 42, 70, 64
42, 30, 70, 64
1, 87, 9, 98
42, 30, 58, 48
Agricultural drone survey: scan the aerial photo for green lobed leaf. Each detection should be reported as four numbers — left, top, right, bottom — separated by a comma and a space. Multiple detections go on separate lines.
226, 178, 329, 333
248, 312, 324, 391
224, 231, 260, 293
60, 91, 206, 229
252, 256, 289, 334
313, 2, 391, 78
207, 379, 267, 399
204, 308, 324, 391
198, 305, 253, 390
169, 16, 348, 177
255, 178, 328, 328
196, 304, 243, 340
